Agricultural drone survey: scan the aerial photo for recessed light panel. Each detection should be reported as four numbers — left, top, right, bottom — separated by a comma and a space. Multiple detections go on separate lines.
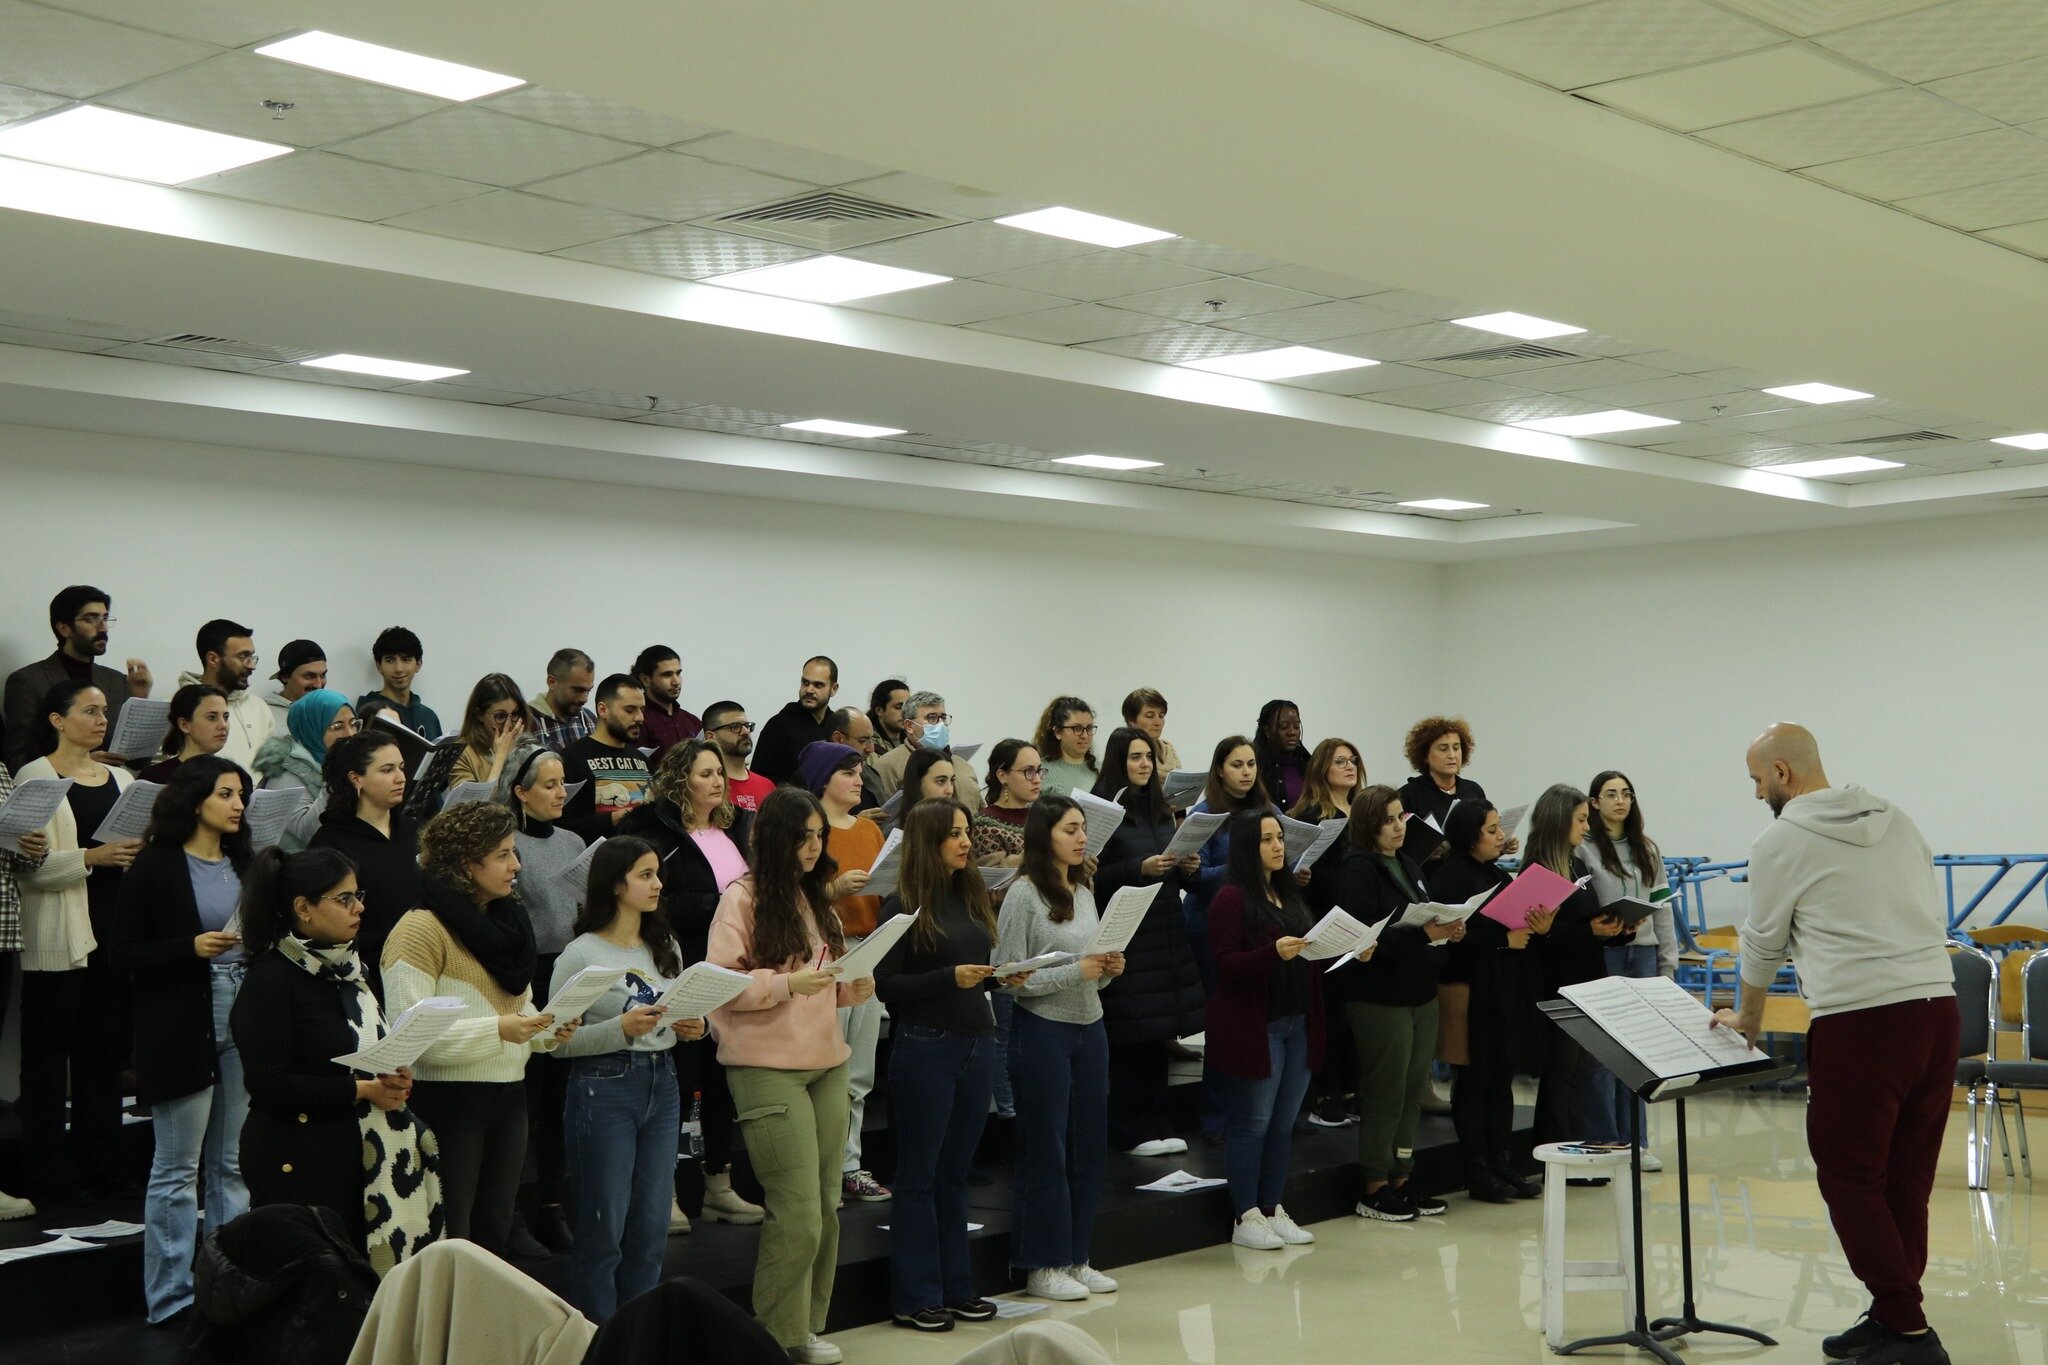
1399, 498, 1489, 511
1992, 433, 2048, 450
0, 106, 291, 184
707, 255, 950, 303
1512, 410, 1679, 437
306, 353, 469, 382
1451, 311, 1586, 340
994, 207, 1175, 248
1053, 454, 1162, 471
781, 419, 907, 439
254, 31, 524, 101
1764, 456, 1903, 478
1762, 382, 1872, 404
1178, 346, 1378, 380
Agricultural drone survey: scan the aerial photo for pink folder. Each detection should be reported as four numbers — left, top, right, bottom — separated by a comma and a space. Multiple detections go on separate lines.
1478, 862, 1581, 931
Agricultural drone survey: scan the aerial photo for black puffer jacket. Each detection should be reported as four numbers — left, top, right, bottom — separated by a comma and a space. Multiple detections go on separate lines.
617, 800, 753, 966
1097, 809, 1205, 1044
179, 1205, 378, 1365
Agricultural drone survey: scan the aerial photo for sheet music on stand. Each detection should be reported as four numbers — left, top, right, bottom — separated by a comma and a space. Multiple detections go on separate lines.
1557, 976, 1773, 1095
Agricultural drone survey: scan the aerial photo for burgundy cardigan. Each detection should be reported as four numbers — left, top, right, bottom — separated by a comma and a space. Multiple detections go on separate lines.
1203, 884, 1326, 1080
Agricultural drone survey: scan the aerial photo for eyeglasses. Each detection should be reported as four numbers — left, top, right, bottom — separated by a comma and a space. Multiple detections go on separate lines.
72, 613, 115, 627
713, 720, 756, 734
323, 890, 367, 909
230, 652, 259, 666
1060, 724, 1097, 736
1011, 766, 1046, 779
917, 713, 953, 725
326, 717, 363, 733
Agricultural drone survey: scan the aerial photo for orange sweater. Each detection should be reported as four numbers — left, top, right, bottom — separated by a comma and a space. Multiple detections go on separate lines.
825, 817, 886, 938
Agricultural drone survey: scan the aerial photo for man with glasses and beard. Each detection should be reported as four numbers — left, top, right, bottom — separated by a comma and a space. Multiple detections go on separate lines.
177, 618, 269, 770
702, 701, 773, 813
559, 674, 653, 843
4, 585, 153, 773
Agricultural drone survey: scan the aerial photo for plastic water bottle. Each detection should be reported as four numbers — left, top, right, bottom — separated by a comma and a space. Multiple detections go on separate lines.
680, 1091, 704, 1162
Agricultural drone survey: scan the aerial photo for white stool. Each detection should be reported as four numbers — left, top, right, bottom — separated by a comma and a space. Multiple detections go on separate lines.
1534, 1142, 1637, 1352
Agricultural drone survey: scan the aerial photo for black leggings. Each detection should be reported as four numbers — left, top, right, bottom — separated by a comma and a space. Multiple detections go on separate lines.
672, 1036, 736, 1210
410, 1079, 527, 1255
1451, 1060, 1516, 1169
17, 962, 126, 1193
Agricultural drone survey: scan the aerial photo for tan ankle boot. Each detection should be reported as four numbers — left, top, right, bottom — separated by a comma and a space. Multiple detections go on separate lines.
701, 1169, 765, 1225
668, 1197, 691, 1236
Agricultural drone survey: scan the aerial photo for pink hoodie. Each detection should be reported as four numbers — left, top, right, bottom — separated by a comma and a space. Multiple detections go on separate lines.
706, 877, 857, 1070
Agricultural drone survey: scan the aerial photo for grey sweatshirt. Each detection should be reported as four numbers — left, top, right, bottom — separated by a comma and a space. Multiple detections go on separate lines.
514, 822, 587, 956
994, 877, 1103, 1025
549, 935, 677, 1057
1739, 786, 1952, 1020
1576, 839, 1678, 975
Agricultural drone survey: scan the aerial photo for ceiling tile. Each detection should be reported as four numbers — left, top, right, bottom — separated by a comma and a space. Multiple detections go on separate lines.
0, 81, 66, 127
1577, 45, 1889, 131
0, 0, 216, 98
1815, 0, 2048, 82
1558, 331, 1658, 358
1280, 361, 1452, 394
1805, 128, 2048, 200
331, 106, 641, 186
555, 223, 813, 277
847, 221, 1095, 276
1369, 379, 1544, 410
967, 304, 1175, 345
1697, 87, 1998, 167
481, 86, 719, 146
1625, 348, 1739, 373
36, 0, 283, 45
1895, 171, 2048, 229
381, 190, 663, 251
1124, 238, 1290, 275
1565, 373, 1743, 406
1218, 298, 1419, 342
1634, 390, 1802, 421
389, 381, 536, 405
101, 343, 280, 373
685, 131, 890, 185
1924, 54, 2048, 124
1517, 358, 1675, 390
1438, 395, 1609, 423
0, 309, 154, 340
976, 251, 1213, 301
436, 371, 581, 397
185, 152, 489, 220
844, 279, 1068, 325
683, 404, 800, 425
630, 412, 769, 434
513, 397, 645, 420
564, 389, 692, 411
1241, 264, 1391, 297
100, 52, 447, 148
1325, 319, 1491, 360
1977, 216, 2048, 255
840, 172, 1040, 220
1355, 288, 1487, 319
526, 150, 808, 220
1649, 431, 1809, 457
1314, 0, 1587, 42
0, 323, 124, 352
1100, 276, 1325, 322
1076, 325, 1272, 363
1777, 415, 1934, 443
1439, 0, 1781, 90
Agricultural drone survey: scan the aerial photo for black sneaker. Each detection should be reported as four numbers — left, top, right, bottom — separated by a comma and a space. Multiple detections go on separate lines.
1847, 1328, 1948, 1365
1497, 1166, 1542, 1199
1354, 1187, 1418, 1222
506, 1218, 552, 1260
1397, 1186, 1447, 1216
1305, 1097, 1357, 1128
1467, 1172, 1518, 1204
893, 1308, 954, 1333
1824, 1312, 1885, 1360
948, 1299, 999, 1321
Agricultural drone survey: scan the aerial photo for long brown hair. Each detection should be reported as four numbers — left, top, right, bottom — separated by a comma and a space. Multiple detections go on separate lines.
1344, 783, 1402, 854
898, 798, 995, 952
1585, 769, 1660, 882
651, 738, 734, 830
1202, 734, 1269, 813
1524, 784, 1589, 879
460, 673, 533, 760
1021, 794, 1091, 924
742, 786, 841, 967
571, 835, 682, 977
1299, 738, 1362, 818
1093, 726, 1170, 823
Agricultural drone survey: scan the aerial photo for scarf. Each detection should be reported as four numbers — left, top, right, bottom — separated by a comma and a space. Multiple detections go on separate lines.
421, 874, 536, 996
285, 688, 351, 762
273, 934, 444, 1277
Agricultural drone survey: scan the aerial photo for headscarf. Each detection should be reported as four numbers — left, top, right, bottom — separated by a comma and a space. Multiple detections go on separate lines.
287, 688, 351, 762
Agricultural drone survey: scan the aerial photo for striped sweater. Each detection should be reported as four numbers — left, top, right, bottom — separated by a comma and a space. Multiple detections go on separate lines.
381, 908, 559, 1083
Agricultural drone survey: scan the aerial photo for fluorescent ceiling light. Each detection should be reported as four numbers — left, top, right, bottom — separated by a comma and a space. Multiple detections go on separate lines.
781, 418, 906, 439
707, 255, 949, 303
254, 31, 523, 101
1764, 455, 1903, 478
1992, 433, 2048, 450
1762, 382, 1872, 404
1512, 410, 1679, 437
994, 207, 1175, 248
1399, 498, 1488, 511
305, 353, 469, 382
0, 106, 290, 184
1178, 346, 1378, 380
1053, 454, 1162, 471
1451, 311, 1586, 340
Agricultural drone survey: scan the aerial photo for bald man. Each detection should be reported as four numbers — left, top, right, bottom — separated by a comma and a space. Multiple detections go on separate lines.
1717, 725, 1956, 1365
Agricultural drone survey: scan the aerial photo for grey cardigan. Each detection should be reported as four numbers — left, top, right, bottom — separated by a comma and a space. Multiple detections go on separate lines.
993, 877, 1104, 1025
1575, 840, 1678, 976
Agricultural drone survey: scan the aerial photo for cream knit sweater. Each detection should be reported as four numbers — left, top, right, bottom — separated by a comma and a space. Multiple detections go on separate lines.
382, 908, 559, 1083
16, 756, 133, 973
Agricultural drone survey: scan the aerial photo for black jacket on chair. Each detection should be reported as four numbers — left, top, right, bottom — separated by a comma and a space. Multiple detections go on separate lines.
583, 1275, 785, 1365
115, 844, 223, 1107
179, 1204, 377, 1365
1096, 809, 1204, 1044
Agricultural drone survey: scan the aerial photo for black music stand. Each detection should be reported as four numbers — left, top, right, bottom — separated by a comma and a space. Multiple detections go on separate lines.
1538, 999, 1794, 1361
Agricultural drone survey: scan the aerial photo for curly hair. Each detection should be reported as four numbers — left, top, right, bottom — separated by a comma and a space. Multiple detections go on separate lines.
1403, 715, 1476, 775
419, 800, 518, 898
649, 738, 734, 830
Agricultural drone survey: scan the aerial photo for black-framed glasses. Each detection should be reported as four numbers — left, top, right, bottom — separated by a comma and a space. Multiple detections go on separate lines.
325, 890, 367, 909
73, 613, 116, 628
1012, 765, 1046, 779
918, 713, 953, 726
1061, 724, 1097, 737
713, 720, 756, 734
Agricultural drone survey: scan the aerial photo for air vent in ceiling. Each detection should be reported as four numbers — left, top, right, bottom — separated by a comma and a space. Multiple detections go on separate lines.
708, 191, 955, 251
1837, 430, 1956, 446
1413, 341, 1582, 375
148, 333, 320, 363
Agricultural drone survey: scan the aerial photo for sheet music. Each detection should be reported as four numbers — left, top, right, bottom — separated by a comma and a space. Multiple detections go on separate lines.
1498, 802, 1530, 836
1395, 887, 1495, 929
440, 780, 499, 808
1162, 769, 1206, 810
105, 697, 170, 761
863, 829, 906, 898
557, 835, 604, 888
1558, 975, 1772, 1080
1068, 788, 1126, 859
90, 779, 163, 844
880, 790, 904, 817
1161, 810, 1228, 860
539, 964, 627, 1022
1291, 817, 1348, 873
1323, 915, 1389, 972
1085, 883, 1162, 955
831, 911, 915, 980
653, 961, 755, 1024
245, 786, 311, 851
950, 742, 981, 761
0, 776, 72, 854
1298, 906, 1373, 960
564, 780, 586, 803
332, 996, 467, 1074
991, 949, 1078, 977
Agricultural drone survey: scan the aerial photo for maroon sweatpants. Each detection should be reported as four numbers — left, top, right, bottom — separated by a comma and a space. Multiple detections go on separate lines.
1805, 996, 1960, 1334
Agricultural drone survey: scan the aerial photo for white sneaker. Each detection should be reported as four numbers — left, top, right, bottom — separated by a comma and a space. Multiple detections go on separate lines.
1232, 1209, 1284, 1250
1128, 1139, 1178, 1156
1070, 1263, 1117, 1293
1025, 1267, 1089, 1301
1266, 1205, 1315, 1245
1160, 1137, 1189, 1154
787, 1334, 843, 1363
1638, 1150, 1664, 1173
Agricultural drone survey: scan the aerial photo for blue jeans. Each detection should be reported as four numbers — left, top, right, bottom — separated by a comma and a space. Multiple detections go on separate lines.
887, 1025, 997, 1314
1224, 1016, 1312, 1215
1008, 1008, 1108, 1270
990, 993, 1016, 1119
145, 962, 249, 1322
564, 1049, 680, 1321
1583, 945, 1660, 1143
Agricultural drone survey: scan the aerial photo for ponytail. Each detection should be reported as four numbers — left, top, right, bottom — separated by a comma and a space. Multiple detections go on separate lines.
238, 845, 356, 957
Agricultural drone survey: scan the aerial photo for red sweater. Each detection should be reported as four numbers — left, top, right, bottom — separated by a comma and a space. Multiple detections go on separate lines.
1203, 885, 1326, 1080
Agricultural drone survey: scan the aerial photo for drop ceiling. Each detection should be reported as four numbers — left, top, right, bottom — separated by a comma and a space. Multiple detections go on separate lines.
1, 0, 2046, 561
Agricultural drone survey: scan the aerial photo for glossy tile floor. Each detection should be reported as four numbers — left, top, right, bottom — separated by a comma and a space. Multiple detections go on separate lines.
830, 1092, 2047, 1362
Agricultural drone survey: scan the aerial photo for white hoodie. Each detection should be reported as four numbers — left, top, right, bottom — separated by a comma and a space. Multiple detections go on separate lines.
1739, 785, 1952, 1020
178, 669, 272, 772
